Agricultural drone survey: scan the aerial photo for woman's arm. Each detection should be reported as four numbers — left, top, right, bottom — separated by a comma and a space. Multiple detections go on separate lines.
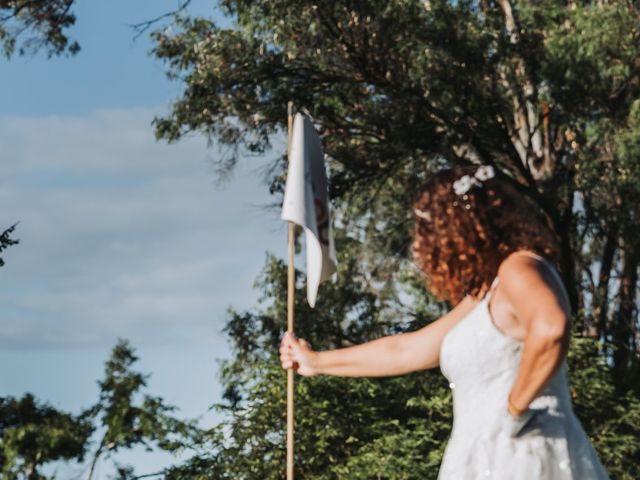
497, 253, 572, 416
279, 294, 479, 377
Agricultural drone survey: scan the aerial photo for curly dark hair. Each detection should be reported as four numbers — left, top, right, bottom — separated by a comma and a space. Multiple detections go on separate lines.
411, 165, 561, 304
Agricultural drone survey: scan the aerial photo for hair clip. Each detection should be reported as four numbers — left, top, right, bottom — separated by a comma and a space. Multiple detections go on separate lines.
452, 165, 495, 196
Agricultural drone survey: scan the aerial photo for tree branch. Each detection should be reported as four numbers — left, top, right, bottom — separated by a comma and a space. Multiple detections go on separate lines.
129, 0, 192, 41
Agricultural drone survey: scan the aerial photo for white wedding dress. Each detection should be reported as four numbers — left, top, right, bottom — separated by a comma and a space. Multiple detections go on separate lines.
438, 272, 609, 479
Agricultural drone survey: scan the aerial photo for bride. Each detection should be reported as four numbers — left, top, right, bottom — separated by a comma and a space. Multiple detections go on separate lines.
280, 165, 609, 479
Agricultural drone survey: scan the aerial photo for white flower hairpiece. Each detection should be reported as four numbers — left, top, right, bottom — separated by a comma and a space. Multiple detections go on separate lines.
453, 175, 480, 195
475, 165, 495, 181
414, 208, 432, 222
452, 165, 495, 195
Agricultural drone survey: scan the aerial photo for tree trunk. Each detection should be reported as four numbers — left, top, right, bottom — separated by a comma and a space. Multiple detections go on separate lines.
556, 184, 579, 315
87, 438, 105, 480
612, 242, 639, 385
594, 224, 618, 347
25, 461, 36, 480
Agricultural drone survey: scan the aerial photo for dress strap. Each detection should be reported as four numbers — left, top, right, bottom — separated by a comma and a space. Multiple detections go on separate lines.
508, 250, 566, 292
510, 250, 544, 262
485, 275, 500, 302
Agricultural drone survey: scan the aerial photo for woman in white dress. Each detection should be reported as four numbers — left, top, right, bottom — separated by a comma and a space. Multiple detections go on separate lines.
280, 165, 609, 479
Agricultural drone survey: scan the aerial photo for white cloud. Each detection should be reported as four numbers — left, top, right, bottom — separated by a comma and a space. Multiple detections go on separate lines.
0, 108, 287, 349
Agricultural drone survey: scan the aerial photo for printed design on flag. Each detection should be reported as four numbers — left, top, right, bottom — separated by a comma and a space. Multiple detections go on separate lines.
305, 170, 330, 246
314, 198, 329, 246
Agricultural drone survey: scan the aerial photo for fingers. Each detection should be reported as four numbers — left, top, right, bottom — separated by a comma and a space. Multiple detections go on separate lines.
279, 332, 296, 354
279, 332, 313, 371
280, 332, 304, 350
280, 332, 297, 370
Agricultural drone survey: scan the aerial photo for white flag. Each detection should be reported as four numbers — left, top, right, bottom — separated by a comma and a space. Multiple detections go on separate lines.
281, 113, 337, 308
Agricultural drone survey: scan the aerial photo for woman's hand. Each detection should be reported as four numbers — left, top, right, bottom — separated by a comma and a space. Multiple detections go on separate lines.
500, 403, 538, 438
280, 332, 318, 376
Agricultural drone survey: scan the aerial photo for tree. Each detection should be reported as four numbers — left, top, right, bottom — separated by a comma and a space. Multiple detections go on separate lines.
151, 0, 640, 383
0, 0, 79, 58
0, 0, 199, 59
0, 341, 196, 480
147, 1, 640, 477
0, 394, 92, 480
0, 224, 19, 268
84, 339, 196, 480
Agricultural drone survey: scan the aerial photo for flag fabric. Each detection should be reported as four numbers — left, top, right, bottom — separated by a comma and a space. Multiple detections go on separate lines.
281, 113, 337, 308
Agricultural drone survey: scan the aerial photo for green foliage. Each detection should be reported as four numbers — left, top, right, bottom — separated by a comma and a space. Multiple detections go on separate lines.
149, 4, 640, 475
3, 1, 640, 478
0, 224, 19, 267
161, 250, 640, 479
150, 0, 639, 201
84, 339, 196, 480
151, 1, 640, 378
542, 2, 639, 119
568, 336, 640, 480
198, 363, 451, 480
0, 341, 196, 480
165, 242, 451, 479
151, 0, 504, 199
0, 0, 79, 58
0, 393, 92, 479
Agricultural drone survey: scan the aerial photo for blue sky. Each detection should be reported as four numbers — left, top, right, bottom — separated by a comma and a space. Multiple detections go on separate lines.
1, 1, 286, 476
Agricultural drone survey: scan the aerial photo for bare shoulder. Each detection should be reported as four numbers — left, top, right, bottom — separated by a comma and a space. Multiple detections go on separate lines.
498, 249, 553, 277
498, 250, 549, 286
497, 250, 571, 317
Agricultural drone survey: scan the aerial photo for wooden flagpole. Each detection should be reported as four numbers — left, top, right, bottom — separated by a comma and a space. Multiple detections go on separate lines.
286, 100, 296, 480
